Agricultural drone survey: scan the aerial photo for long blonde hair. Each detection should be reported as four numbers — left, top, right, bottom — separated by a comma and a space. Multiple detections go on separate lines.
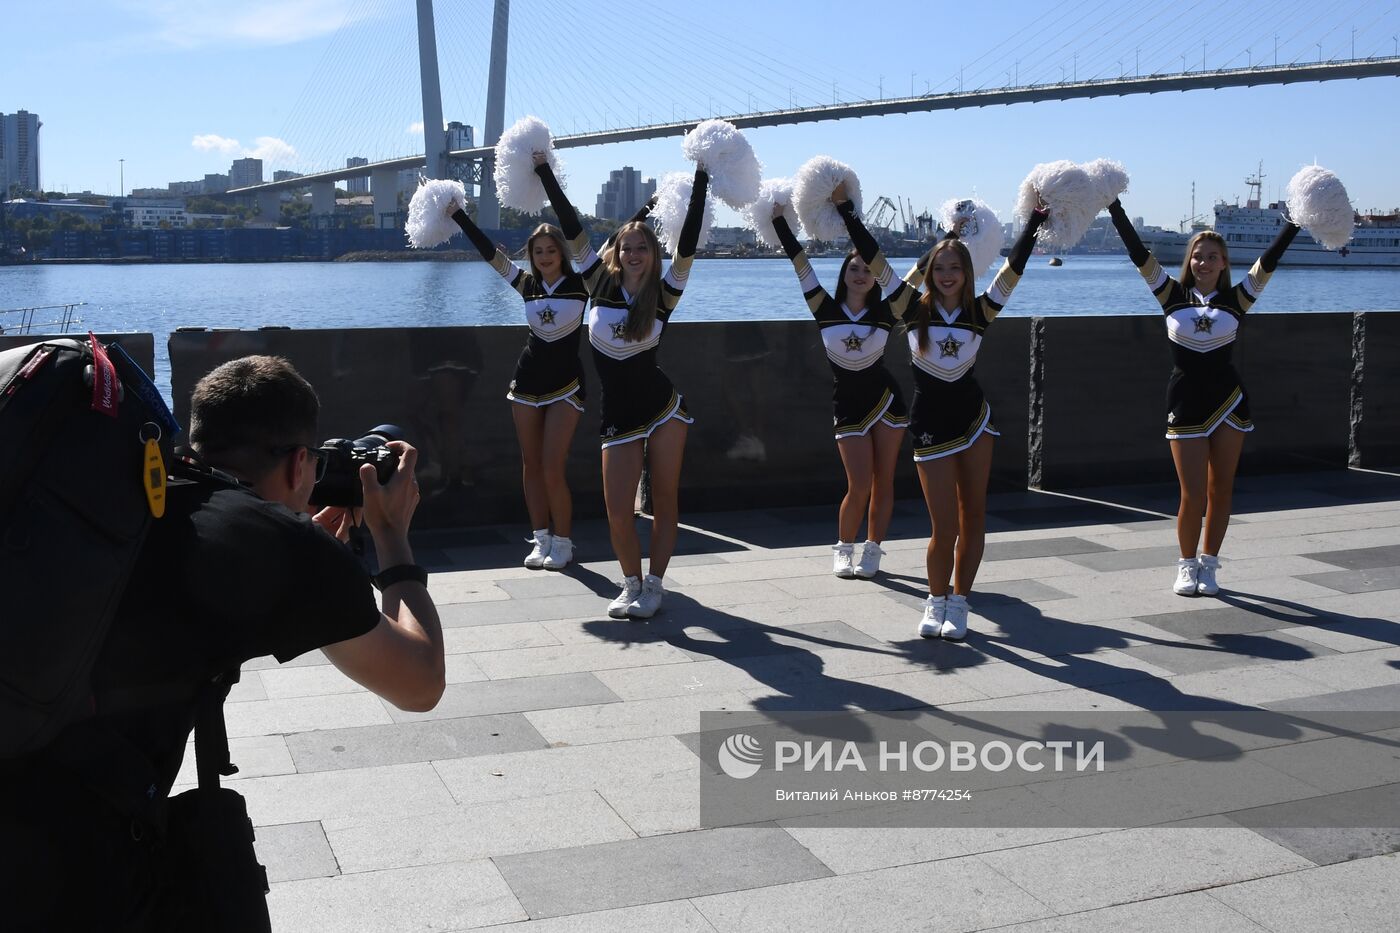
913, 238, 977, 352
1180, 230, 1232, 293
603, 221, 663, 341
524, 223, 571, 282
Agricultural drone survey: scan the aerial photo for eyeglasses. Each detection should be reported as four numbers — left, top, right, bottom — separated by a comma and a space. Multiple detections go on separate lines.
272, 444, 328, 483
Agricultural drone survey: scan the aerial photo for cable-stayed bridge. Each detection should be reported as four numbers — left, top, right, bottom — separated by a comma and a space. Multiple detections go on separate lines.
230, 0, 1400, 227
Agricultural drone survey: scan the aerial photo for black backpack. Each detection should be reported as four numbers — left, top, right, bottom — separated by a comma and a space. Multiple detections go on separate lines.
0, 334, 177, 757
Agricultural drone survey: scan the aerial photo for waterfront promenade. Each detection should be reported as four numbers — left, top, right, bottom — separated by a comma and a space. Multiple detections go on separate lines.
188, 469, 1400, 932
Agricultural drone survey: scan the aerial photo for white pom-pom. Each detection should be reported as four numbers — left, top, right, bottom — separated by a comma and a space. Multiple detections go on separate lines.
653, 171, 714, 256
493, 116, 562, 213
681, 119, 762, 210
792, 156, 862, 242
1015, 160, 1099, 250
1286, 164, 1354, 250
744, 178, 799, 248
1083, 158, 1130, 208
405, 178, 467, 249
939, 197, 1002, 279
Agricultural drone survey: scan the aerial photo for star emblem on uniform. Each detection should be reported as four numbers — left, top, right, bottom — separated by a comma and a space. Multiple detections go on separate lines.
1166, 412, 1176, 424
538, 307, 556, 326
1192, 313, 1213, 334
604, 425, 617, 437
611, 322, 628, 340
919, 432, 934, 445
937, 333, 964, 358
843, 332, 864, 352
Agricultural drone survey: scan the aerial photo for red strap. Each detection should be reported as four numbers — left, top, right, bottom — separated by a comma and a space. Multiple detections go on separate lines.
88, 332, 120, 418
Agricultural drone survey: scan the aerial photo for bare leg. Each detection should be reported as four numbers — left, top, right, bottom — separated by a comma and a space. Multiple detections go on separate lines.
951, 432, 994, 595
866, 421, 906, 543
642, 418, 688, 578
539, 401, 582, 537
602, 440, 645, 578
1202, 426, 1246, 555
510, 404, 549, 531
835, 434, 875, 543
916, 457, 960, 597
1169, 438, 1210, 559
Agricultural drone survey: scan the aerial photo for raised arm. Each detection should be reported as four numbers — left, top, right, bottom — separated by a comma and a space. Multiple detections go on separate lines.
452, 207, 531, 290
1107, 198, 1151, 267
773, 210, 829, 319
1235, 217, 1300, 311
601, 193, 658, 255
533, 158, 583, 241
658, 167, 709, 310
834, 191, 918, 318
978, 207, 1048, 320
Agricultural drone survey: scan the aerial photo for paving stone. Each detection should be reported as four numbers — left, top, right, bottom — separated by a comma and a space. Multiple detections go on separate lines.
975, 579, 1077, 603
445, 653, 490, 684
1297, 565, 1400, 594
441, 621, 563, 653
673, 620, 881, 663
595, 769, 700, 836
224, 692, 393, 738
984, 536, 1116, 561
227, 674, 268, 702
1280, 649, 1400, 692
1060, 546, 1195, 572
1267, 682, 1400, 711
259, 664, 370, 700
254, 821, 339, 883
1207, 851, 1400, 932
990, 890, 1270, 932
322, 790, 636, 873
440, 593, 615, 628
1131, 604, 1318, 639
173, 734, 295, 788
496, 574, 600, 598
1237, 825, 1400, 867
286, 712, 549, 772
593, 655, 815, 702
432, 736, 701, 807
977, 827, 1313, 914
1119, 631, 1337, 676
493, 827, 832, 919
524, 691, 756, 746
690, 854, 1050, 932
1299, 544, 1400, 570
455, 901, 718, 932
471, 640, 696, 680
387, 672, 622, 723
266, 860, 524, 932
239, 763, 457, 826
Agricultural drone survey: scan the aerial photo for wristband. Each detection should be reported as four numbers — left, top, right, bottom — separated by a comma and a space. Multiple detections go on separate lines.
373, 563, 428, 591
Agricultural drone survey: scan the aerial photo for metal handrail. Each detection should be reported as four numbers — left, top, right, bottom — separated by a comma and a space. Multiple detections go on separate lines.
0, 302, 87, 335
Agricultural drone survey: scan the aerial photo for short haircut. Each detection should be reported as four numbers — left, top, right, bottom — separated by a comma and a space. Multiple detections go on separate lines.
188, 355, 319, 481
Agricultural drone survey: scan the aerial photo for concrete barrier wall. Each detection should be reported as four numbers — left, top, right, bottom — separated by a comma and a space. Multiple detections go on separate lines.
1358, 312, 1400, 469
164, 312, 1393, 529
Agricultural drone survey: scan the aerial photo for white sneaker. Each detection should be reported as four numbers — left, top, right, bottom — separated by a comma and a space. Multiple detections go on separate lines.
524, 531, 552, 570
543, 535, 574, 570
1196, 554, 1220, 596
918, 595, 946, 638
832, 542, 856, 578
1173, 558, 1200, 596
940, 594, 969, 641
855, 540, 885, 578
608, 576, 642, 618
627, 574, 665, 619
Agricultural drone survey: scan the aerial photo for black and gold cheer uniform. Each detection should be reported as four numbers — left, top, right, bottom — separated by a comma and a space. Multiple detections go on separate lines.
772, 213, 908, 439
453, 209, 589, 410
1108, 199, 1298, 439
846, 202, 1045, 462
536, 162, 709, 449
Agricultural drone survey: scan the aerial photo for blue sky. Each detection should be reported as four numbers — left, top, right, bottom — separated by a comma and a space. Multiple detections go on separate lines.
7, 0, 1399, 229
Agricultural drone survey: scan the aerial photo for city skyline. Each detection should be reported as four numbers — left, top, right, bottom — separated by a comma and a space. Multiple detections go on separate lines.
6, 1, 1400, 230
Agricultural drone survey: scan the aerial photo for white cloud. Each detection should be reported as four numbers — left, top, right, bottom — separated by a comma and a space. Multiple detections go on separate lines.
245, 136, 298, 163
126, 0, 376, 49
407, 122, 425, 135
191, 134, 241, 154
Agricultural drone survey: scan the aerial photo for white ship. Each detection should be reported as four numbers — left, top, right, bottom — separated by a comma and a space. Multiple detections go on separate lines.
1141, 168, 1400, 268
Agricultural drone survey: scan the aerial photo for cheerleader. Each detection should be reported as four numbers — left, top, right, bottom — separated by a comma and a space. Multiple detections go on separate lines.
770, 185, 908, 578
1107, 198, 1299, 597
533, 153, 710, 619
841, 193, 1047, 640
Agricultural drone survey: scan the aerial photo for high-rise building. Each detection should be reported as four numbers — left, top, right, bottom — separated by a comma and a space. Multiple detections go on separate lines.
229, 157, 263, 189
272, 170, 303, 183
345, 157, 369, 195
0, 109, 42, 194
595, 166, 656, 222
202, 173, 230, 194
446, 122, 474, 151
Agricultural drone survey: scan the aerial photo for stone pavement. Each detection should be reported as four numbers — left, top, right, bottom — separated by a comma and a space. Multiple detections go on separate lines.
180, 469, 1400, 932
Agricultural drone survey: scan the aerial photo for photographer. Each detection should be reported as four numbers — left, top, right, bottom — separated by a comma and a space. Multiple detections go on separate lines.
3, 355, 444, 931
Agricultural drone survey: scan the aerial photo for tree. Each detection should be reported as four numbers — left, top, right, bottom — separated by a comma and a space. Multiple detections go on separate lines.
222, 216, 245, 230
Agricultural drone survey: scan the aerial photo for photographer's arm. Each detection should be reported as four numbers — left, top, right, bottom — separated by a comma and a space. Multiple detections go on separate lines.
321, 443, 445, 711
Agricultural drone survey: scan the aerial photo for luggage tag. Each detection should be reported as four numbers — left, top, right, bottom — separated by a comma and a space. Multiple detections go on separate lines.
142, 425, 167, 518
